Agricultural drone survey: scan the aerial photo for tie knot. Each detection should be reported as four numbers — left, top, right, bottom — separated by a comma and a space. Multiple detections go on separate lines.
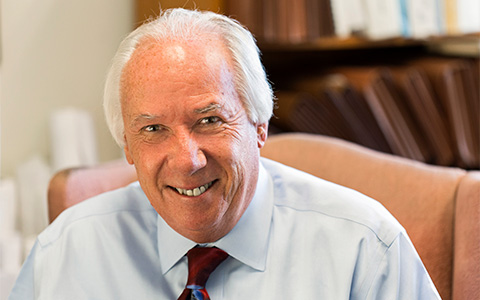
186, 247, 229, 288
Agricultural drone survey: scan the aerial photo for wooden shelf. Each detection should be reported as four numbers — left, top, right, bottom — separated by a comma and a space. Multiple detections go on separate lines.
259, 37, 426, 52
427, 34, 480, 57
259, 35, 480, 58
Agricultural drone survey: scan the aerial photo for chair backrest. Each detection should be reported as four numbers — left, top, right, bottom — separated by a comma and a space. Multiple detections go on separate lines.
47, 132, 479, 300
47, 159, 137, 222
452, 171, 480, 300
260, 133, 479, 300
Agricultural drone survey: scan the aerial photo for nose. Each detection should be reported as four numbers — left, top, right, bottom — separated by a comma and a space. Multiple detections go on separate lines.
170, 131, 207, 175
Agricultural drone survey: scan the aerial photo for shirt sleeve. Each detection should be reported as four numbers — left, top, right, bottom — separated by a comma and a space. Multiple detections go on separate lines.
365, 232, 441, 300
8, 240, 38, 300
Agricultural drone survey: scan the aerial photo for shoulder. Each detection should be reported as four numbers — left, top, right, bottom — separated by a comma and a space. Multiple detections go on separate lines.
37, 182, 156, 248
261, 157, 404, 247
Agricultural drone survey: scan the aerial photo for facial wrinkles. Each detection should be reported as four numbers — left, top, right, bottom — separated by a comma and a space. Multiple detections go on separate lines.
225, 158, 245, 202
218, 110, 257, 192
221, 125, 259, 228
121, 36, 262, 242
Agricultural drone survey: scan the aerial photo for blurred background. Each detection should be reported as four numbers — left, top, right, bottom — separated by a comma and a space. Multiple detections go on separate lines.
0, 0, 478, 298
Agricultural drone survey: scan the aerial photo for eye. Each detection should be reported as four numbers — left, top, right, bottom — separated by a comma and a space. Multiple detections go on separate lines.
142, 124, 161, 132
199, 116, 222, 125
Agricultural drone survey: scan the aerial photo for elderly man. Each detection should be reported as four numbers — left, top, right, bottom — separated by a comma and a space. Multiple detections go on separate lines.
10, 8, 440, 299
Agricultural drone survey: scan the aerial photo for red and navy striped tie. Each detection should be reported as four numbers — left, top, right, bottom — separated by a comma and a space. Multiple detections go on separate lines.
178, 247, 229, 300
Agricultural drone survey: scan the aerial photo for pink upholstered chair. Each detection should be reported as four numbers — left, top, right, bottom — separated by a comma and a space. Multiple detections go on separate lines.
47, 133, 480, 300
260, 133, 479, 300
47, 159, 137, 222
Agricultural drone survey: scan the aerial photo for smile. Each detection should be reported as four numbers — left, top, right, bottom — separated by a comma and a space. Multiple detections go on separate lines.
172, 181, 215, 197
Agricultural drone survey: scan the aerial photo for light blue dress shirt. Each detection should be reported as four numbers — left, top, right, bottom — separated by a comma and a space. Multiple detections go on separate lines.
9, 158, 440, 299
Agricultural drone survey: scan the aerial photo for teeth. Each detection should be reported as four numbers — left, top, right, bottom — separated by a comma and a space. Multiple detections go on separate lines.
175, 181, 213, 197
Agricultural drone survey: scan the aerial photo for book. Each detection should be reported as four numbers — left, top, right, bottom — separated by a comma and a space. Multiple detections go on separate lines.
457, 0, 480, 34
273, 89, 356, 141
390, 65, 455, 165
289, 72, 392, 152
410, 57, 480, 168
333, 66, 432, 162
405, 0, 442, 38
362, 0, 404, 39
224, 0, 263, 39
330, 0, 351, 38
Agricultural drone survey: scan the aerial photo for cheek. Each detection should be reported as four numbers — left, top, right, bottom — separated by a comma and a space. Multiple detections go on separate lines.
214, 129, 257, 168
220, 127, 259, 190
126, 141, 164, 182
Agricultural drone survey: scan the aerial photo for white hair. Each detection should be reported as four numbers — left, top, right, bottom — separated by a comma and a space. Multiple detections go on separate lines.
103, 8, 274, 147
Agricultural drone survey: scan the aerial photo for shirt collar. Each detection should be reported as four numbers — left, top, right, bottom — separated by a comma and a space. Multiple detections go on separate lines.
157, 160, 273, 274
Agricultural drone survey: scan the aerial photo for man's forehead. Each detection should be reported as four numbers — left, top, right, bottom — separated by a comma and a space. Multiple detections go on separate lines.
131, 36, 228, 67
121, 36, 235, 97
163, 44, 186, 64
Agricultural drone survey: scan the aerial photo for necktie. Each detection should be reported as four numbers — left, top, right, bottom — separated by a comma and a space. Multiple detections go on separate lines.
178, 247, 229, 300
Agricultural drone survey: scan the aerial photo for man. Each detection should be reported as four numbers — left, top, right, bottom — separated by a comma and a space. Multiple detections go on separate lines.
10, 8, 440, 299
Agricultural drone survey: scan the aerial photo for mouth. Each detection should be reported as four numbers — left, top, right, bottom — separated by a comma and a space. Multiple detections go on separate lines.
170, 180, 217, 197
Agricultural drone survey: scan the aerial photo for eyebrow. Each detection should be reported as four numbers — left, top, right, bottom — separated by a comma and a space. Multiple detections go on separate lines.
194, 103, 222, 114
129, 103, 223, 128
129, 114, 160, 128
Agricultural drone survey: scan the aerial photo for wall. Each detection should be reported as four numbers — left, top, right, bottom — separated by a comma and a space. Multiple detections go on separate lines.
0, 0, 135, 179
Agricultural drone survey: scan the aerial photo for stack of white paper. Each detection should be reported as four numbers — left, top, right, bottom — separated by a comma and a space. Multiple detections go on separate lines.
0, 179, 23, 298
15, 156, 50, 237
0, 179, 17, 236
0, 270, 18, 300
0, 233, 22, 273
49, 108, 98, 172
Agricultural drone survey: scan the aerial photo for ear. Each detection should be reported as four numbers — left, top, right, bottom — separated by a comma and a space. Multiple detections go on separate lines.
256, 123, 268, 148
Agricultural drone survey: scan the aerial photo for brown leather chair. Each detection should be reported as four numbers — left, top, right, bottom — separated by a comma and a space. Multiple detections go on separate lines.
48, 132, 480, 300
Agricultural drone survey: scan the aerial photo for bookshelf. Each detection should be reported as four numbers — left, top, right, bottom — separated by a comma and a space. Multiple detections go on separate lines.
135, 1, 479, 57
135, 1, 480, 171
427, 34, 480, 57
136, 0, 224, 24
